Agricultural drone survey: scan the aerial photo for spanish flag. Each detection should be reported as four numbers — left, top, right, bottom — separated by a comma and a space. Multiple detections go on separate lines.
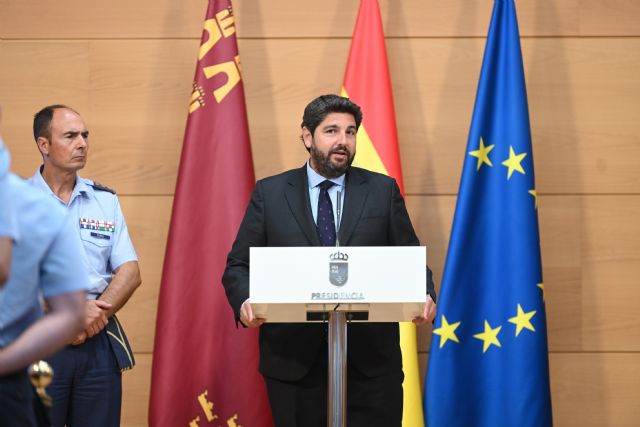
341, 1, 424, 426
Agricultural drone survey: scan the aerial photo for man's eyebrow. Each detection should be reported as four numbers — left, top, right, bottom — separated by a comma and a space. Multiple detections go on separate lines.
63, 130, 89, 137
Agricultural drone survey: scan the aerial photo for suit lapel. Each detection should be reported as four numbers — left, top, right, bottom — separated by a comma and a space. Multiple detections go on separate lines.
284, 166, 321, 246
338, 168, 368, 245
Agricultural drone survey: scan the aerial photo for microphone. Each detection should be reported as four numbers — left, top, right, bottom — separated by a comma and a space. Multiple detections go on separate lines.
336, 190, 342, 247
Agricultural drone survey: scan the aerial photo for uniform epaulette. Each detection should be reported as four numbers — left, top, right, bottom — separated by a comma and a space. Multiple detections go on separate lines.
89, 181, 116, 194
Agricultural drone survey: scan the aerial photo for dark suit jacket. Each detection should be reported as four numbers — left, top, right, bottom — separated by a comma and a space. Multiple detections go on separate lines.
222, 165, 435, 382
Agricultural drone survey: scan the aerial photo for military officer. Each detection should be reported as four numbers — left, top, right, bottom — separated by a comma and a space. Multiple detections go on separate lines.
28, 105, 141, 427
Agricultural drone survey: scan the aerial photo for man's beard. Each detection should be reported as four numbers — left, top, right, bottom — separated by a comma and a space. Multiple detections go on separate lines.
309, 143, 355, 178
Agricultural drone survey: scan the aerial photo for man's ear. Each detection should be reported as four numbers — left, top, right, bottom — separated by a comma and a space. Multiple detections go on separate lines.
36, 136, 50, 157
301, 127, 313, 150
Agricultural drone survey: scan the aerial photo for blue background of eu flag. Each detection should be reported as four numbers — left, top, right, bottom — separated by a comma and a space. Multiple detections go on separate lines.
425, 1, 553, 425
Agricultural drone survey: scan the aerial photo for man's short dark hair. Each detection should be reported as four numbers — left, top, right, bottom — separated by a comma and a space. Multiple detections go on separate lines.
301, 94, 363, 136
33, 104, 78, 141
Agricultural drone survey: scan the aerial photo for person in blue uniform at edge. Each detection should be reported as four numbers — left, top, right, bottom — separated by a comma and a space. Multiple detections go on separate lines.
1, 133, 89, 426
27, 105, 142, 427
222, 94, 437, 427
0, 135, 14, 287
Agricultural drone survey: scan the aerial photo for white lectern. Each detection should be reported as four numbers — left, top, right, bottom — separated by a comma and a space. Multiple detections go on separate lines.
250, 246, 427, 427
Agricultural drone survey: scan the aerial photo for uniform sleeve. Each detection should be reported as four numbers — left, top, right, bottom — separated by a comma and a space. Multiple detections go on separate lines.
109, 195, 138, 270
40, 211, 91, 298
0, 139, 18, 240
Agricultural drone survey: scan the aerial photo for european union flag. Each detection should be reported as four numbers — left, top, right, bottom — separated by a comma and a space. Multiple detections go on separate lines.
424, 1, 553, 426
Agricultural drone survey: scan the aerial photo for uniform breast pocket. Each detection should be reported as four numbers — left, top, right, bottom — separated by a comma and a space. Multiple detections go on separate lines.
79, 229, 113, 269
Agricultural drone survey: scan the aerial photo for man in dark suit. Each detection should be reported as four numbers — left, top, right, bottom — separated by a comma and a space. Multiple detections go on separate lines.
222, 94, 436, 427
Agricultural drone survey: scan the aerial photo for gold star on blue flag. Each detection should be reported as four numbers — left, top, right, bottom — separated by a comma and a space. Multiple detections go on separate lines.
424, 1, 553, 426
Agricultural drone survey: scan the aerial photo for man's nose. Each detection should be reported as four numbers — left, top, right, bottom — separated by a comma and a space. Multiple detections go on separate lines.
337, 130, 348, 144
76, 136, 88, 148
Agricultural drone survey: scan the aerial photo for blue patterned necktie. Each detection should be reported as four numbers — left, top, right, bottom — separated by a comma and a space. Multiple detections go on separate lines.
316, 180, 336, 246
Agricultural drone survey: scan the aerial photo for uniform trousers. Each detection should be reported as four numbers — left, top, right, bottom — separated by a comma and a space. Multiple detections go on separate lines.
47, 328, 122, 427
263, 346, 403, 427
0, 370, 42, 427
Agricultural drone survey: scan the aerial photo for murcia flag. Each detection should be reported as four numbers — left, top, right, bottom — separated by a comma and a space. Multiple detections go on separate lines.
149, 1, 273, 426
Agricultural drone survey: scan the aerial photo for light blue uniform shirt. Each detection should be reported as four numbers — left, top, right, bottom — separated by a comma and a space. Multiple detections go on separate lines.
0, 174, 89, 347
0, 138, 17, 240
28, 168, 138, 299
306, 161, 346, 231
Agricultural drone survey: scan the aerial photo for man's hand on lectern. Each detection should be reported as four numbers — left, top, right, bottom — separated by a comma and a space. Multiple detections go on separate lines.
240, 300, 266, 328
413, 297, 437, 325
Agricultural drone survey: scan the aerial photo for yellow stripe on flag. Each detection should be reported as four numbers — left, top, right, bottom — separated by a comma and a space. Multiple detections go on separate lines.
342, 89, 389, 176
399, 322, 423, 427
351, 127, 387, 174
